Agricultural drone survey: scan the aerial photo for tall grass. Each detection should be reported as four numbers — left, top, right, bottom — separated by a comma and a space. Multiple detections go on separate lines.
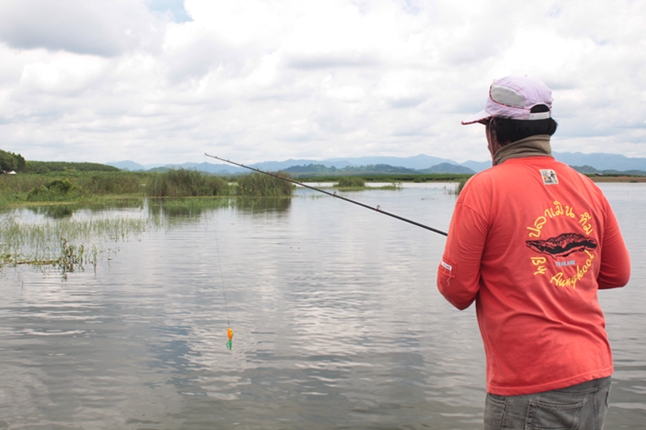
146, 169, 230, 198
0, 172, 148, 207
456, 178, 468, 195
79, 172, 145, 195
26, 178, 83, 202
1, 172, 146, 194
335, 177, 366, 188
235, 173, 294, 197
1, 169, 296, 200
0, 213, 161, 274
447, 178, 469, 195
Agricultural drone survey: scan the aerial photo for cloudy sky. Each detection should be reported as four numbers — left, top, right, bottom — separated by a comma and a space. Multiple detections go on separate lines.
1, 0, 645, 165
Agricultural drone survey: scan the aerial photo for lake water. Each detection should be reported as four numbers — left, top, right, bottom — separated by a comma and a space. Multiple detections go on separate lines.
1, 182, 644, 429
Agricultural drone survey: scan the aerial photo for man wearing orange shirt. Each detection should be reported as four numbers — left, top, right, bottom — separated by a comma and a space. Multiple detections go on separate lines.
437, 76, 631, 429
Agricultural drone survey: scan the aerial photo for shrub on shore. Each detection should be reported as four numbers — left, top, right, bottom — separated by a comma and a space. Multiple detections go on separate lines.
26, 178, 82, 202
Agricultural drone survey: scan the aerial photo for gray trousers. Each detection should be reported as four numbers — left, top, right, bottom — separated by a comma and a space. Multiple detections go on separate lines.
484, 376, 611, 430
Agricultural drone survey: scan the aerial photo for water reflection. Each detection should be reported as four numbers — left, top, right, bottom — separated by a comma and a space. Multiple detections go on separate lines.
147, 198, 234, 219
595, 183, 646, 427
32, 205, 75, 219
145, 197, 291, 219
24, 199, 146, 219
234, 197, 292, 214
2, 197, 294, 277
12, 197, 293, 224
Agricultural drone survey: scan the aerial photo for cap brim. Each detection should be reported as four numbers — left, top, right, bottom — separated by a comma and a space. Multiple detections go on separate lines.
461, 109, 491, 125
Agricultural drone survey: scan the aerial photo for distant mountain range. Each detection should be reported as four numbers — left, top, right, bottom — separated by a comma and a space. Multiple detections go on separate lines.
107, 152, 646, 176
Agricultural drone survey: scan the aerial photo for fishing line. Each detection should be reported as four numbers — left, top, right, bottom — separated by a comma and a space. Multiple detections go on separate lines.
204, 153, 448, 237
212, 218, 234, 347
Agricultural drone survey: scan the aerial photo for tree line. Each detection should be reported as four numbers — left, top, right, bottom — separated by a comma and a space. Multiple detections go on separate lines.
0, 149, 119, 174
0, 149, 26, 173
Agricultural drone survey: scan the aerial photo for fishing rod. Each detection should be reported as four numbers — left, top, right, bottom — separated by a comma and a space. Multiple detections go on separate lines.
204, 153, 448, 236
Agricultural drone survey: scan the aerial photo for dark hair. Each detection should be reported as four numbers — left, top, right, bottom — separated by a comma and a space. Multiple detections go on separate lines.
488, 105, 558, 145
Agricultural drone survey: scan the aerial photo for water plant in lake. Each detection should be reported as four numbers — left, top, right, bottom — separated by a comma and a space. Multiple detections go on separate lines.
235, 172, 294, 197
335, 176, 366, 189
457, 178, 468, 194
0, 213, 161, 274
334, 177, 402, 191
443, 178, 469, 196
146, 169, 230, 198
376, 182, 403, 190
454, 178, 468, 195
57, 237, 95, 274
0, 232, 97, 274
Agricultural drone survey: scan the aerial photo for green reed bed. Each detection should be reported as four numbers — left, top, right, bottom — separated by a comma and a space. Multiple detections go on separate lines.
0, 214, 161, 274
376, 182, 403, 190
77, 172, 146, 195
0, 171, 148, 207
0, 171, 147, 195
333, 176, 402, 191
235, 172, 294, 197
146, 169, 231, 198
447, 178, 468, 195
1, 169, 298, 208
335, 177, 366, 188
145, 169, 294, 198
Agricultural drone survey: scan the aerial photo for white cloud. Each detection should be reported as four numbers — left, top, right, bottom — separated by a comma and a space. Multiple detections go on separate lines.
19, 54, 109, 95
0, 0, 163, 57
0, 0, 645, 165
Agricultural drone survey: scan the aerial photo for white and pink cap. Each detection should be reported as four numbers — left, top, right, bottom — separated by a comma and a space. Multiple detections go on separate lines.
462, 76, 553, 125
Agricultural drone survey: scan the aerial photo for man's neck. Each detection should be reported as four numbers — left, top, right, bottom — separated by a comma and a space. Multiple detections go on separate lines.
493, 135, 553, 166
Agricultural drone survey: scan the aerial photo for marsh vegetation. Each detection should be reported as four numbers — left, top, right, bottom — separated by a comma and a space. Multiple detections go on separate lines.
336, 177, 366, 188
333, 176, 403, 191
451, 178, 468, 195
0, 166, 462, 273
0, 171, 146, 206
0, 168, 300, 208
235, 172, 294, 197
0, 212, 161, 275
146, 169, 230, 198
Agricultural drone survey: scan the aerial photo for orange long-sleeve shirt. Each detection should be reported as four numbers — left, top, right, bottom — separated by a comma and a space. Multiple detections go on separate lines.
437, 156, 630, 395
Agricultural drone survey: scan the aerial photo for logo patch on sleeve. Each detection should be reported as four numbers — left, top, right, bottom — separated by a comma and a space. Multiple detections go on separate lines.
540, 169, 558, 185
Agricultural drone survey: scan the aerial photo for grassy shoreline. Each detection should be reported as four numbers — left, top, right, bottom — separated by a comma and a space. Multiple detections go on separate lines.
1, 170, 643, 209
0, 169, 294, 208
587, 175, 646, 182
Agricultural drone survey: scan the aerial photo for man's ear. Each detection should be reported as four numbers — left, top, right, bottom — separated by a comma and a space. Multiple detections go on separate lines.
487, 125, 503, 148
485, 124, 494, 145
